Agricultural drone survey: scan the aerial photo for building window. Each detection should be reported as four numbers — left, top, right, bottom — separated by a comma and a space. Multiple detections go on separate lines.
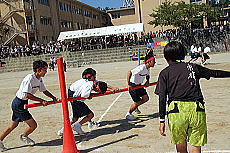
38, 0, 49, 6
83, 10, 92, 17
61, 20, 73, 28
111, 12, 120, 19
40, 16, 52, 25
42, 36, 48, 40
93, 14, 98, 19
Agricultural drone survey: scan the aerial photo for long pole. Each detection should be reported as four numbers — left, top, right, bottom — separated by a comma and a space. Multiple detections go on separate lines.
25, 82, 157, 109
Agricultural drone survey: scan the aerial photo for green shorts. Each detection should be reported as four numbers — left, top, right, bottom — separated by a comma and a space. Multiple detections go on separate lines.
168, 101, 207, 146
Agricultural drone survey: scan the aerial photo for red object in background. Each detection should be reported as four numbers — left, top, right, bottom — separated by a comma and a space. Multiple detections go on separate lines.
154, 42, 161, 47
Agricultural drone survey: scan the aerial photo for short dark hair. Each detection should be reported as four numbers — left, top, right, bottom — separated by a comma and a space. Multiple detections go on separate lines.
82, 68, 96, 79
33, 60, 48, 72
163, 41, 186, 62
97, 81, 107, 94
144, 49, 154, 62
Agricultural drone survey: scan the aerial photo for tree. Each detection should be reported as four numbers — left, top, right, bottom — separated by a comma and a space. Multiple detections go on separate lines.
148, 0, 221, 29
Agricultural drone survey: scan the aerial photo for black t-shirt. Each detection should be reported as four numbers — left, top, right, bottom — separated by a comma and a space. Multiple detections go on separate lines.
155, 62, 230, 119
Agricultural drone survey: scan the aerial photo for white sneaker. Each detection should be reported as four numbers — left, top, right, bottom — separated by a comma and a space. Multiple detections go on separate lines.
88, 121, 99, 130
72, 123, 85, 135
20, 135, 35, 146
125, 113, 137, 120
0, 141, 7, 152
134, 108, 141, 114
57, 128, 63, 137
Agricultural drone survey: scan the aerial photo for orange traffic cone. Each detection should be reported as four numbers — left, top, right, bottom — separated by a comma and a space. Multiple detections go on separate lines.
57, 57, 80, 153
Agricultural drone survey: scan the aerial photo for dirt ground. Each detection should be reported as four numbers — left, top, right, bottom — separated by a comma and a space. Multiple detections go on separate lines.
0, 52, 230, 153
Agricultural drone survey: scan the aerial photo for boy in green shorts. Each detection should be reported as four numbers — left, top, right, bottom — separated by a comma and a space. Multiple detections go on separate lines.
155, 41, 230, 153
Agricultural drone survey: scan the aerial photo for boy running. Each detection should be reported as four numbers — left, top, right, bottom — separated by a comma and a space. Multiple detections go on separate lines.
125, 50, 156, 120
155, 41, 230, 153
57, 68, 118, 136
0, 60, 57, 151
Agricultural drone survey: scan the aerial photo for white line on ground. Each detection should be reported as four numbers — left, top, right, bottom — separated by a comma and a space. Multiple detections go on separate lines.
97, 92, 123, 123
78, 93, 123, 145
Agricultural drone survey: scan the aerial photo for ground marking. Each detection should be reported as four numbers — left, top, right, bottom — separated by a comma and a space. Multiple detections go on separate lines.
78, 93, 123, 145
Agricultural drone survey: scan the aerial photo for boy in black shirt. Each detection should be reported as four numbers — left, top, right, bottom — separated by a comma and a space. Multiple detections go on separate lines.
155, 41, 230, 153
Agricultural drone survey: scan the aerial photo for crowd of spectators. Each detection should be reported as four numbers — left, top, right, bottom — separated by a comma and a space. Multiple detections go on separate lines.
0, 25, 229, 60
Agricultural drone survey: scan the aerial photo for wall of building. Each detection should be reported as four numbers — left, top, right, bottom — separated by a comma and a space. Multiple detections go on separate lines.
0, 0, 111, 45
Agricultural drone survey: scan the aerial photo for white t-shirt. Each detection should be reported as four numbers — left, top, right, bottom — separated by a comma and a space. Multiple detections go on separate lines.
190, 45, 195, 53
130, 64, 150, 85
197, 47, 202, 53
16, 73, 46, 100
69, 79, 94, 99
204, 47, 211, 53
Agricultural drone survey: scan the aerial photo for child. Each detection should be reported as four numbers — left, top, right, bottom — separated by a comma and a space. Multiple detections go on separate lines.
0, 60, 57, 151
155, 41, 230, 153
202, 45, 211, 65
57, 68, 118, 136
125, 50, 156, 120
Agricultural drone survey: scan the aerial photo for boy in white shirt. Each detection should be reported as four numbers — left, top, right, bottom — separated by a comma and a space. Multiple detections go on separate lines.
202, 45, 211, 65
126, 50, 156, 120
0, 60, 57, 151
57, 68, 117, 136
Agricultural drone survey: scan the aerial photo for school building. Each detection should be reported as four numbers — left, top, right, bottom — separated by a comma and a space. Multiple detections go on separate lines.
0, 0, 111, 45
0, 0, 229, 45
107, 0, 230, 33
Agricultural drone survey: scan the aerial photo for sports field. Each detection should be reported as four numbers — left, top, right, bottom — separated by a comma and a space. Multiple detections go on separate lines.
0, 52, 230, 153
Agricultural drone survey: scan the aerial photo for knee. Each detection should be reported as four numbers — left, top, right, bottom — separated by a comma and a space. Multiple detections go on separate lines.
31, 122, 37, 130
142, 95, 149, 103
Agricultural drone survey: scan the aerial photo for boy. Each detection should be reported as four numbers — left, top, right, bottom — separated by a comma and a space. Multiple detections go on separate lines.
57, 68, 118, 136
155, 41, 230, 153
202, 45, 211, 65
0, 60, 57, 151
125, 50, 156, 120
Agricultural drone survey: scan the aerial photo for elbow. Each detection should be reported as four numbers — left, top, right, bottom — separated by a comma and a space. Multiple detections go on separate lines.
25, 93, 30, 99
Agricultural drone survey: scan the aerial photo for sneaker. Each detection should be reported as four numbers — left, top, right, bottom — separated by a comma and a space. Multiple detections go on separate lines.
57, 128, 63, 137
88, 121, 99, 130
72, 123, 85, 135
125, 113, 137, 120
20, 135, 35, 146
0, 141, 7, 152
134, 108, 141, 114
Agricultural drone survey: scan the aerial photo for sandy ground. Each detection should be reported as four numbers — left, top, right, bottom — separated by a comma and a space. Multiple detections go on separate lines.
0, 53, 230, 153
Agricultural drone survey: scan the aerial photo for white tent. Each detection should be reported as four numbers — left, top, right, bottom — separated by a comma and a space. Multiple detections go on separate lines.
57, 23, 144, 41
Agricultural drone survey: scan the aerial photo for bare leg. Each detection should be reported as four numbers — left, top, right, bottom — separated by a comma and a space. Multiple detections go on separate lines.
188, 143, 201, 153
129, 95, 149, 114
0, 121, 19, 141
79, 113, 94, 125
22, 119, 37, 137
176, 141, 188, 153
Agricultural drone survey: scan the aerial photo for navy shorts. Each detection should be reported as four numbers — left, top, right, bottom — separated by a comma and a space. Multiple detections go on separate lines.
68, 89, 93, 118
11, 97, 33, 122
129, 83, 148, 102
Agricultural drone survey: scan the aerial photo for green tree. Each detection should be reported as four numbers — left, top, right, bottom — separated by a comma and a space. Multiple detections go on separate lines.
148, 1, 221, 29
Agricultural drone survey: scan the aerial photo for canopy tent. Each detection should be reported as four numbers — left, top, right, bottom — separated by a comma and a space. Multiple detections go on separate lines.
57, 23, 144, 41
